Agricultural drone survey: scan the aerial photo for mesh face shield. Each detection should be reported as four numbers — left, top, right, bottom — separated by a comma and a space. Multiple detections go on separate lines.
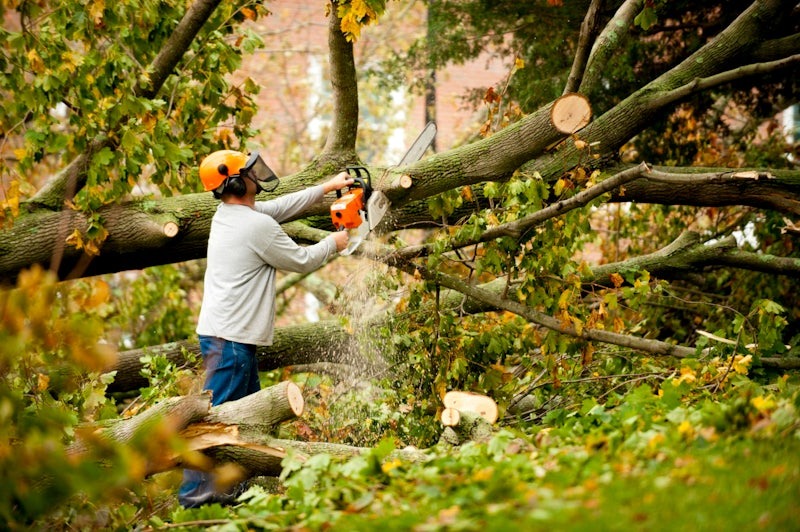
241, 152, 279, 193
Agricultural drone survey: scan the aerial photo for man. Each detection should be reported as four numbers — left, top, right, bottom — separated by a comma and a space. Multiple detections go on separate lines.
179, 150, 352, 508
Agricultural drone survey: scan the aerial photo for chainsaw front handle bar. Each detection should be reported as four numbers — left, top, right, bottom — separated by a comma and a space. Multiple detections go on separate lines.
335, 166, 372, 202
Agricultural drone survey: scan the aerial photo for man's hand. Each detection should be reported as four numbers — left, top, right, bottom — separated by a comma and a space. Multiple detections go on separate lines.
323, 171, 354, 194
331, 230, 349, 251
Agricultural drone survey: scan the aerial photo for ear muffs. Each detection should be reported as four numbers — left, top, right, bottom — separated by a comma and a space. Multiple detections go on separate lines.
223, 176, 247, 197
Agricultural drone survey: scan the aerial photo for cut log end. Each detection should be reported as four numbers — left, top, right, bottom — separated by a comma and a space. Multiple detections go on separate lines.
286, 381, 304, 416
399, 175, 413, 189
550, 93, 592, 134
443, 391, 498, 424
162, 221, 179, 238
440, 407, 461, 427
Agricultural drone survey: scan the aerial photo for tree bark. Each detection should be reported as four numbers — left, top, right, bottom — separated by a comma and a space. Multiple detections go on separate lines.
71, 381, 428, 478
579, 0, 643, 98
70, 382, 306, 475
106, 320, 353, 394
3, 2, 799, 284
105, 230, 800, 397
321, 1, 359, 164
563, 0, 605, 95
608, 167, 800, 215
439, 410, 493, 446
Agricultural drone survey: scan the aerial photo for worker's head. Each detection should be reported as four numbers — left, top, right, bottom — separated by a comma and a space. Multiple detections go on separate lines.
199, 150, 279, 199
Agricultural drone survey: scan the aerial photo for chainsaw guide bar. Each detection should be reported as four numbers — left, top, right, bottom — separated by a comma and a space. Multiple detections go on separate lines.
331, 123, 436, 256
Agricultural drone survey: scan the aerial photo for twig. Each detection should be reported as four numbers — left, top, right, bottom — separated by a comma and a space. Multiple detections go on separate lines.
142, 519, 235, 531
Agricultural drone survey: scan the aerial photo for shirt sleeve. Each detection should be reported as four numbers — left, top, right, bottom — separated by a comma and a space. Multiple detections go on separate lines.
254, 185, 325, 223
255, 215, 338, 274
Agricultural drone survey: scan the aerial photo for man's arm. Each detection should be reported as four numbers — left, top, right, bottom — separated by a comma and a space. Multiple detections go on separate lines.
255, 172, 353, 222
257, 218, 339, 274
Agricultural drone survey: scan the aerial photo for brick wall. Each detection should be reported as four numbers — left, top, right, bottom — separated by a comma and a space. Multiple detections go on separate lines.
241, 0, 511, 171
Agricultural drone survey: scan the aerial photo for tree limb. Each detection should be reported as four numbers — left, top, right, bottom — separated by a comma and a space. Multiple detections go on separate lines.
564, 0, 605, 95
609, 167, 800, 215
579, 0, 643, 96
320, 1, 359, 164
649, 53, 800, 110
388, 162, 651, 262
534, 0, 797, 184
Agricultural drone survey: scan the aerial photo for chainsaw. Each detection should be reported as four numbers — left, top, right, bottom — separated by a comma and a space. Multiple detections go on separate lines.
331, 122, 437, 255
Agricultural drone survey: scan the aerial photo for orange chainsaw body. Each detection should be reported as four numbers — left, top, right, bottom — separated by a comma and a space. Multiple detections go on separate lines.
330, 187, 365, 230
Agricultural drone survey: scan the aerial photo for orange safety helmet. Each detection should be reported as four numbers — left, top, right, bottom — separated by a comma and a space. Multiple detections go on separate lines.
199, 150, 248, 192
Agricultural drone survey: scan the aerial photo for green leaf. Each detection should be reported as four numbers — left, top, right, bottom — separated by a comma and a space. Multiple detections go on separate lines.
634, 7, 658, 30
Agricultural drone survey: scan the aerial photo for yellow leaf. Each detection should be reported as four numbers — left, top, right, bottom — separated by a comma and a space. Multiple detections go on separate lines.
1, 180, 20, 217
241, 7, 257, 20
678, 420, 694, 439
87, 280, 110, 308
674, 366, 696, 385
514, 57, 525, 70
37, 373, 50, 392
557, 289, 571, 310
647, 432, 665, 451
381, 458, 402, 473
610, 272, 624, 288
751, 396, 775, 413
340, 15, 362, 41
142, 112, 157, 132
571, 315, 583, 335
26, 49, 44, 74
214, 463, 247, 491
461, 185, 474, 202
732, 354, 752, 374
61, 51, 78, 74
472, 467, 493, 481
554, 178, 565, 196
350, 0, 371, 19
84, 239, 101, 256
89, 0, 105, 26
558, 309, 572, 328
66, 229, 85, 251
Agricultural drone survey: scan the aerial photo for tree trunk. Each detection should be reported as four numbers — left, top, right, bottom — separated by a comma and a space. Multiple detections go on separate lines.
106, 320, 355, 394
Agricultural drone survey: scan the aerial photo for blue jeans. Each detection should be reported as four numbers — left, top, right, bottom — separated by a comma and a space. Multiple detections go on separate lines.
178, 336, 260, 508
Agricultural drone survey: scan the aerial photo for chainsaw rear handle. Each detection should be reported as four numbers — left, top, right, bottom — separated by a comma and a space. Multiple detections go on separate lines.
335, 165, 372, 201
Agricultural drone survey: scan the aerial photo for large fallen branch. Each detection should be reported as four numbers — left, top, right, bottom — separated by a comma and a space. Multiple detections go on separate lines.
106, 228, 800, 396
72, 381, 427, 480
70, 382, 305, 474
107, 320, 354, 394
387, 251, 800, 369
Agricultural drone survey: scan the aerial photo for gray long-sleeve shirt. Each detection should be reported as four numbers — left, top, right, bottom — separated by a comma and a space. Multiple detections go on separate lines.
196, 185, 337, 345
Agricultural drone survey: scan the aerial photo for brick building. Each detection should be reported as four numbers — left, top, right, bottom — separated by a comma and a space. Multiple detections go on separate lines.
239, 0, 511, 173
